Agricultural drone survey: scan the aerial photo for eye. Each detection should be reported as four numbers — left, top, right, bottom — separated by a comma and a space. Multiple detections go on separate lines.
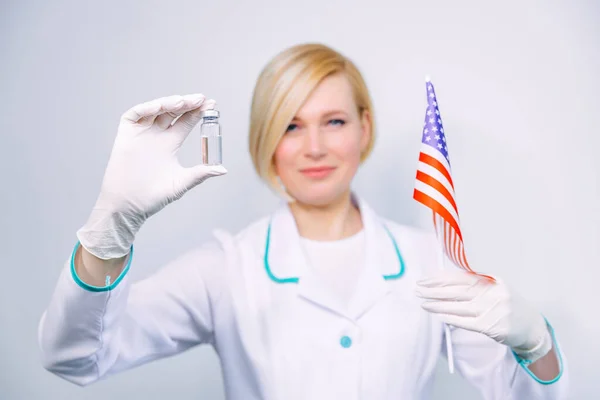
286, 123, 298, 133
329, 119, 346, 126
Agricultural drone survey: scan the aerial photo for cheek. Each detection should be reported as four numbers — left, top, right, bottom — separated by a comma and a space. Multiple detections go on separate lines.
329, 130, 363, 164
274, 136, 300, 175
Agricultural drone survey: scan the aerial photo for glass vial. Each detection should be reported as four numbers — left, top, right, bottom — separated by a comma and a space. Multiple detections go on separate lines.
199, 109, 222, 165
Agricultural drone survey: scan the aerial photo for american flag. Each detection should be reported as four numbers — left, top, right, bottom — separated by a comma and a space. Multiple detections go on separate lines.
413, 78, 493, 280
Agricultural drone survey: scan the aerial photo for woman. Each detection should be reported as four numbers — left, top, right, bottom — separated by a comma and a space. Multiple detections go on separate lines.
38, 43, 567, 399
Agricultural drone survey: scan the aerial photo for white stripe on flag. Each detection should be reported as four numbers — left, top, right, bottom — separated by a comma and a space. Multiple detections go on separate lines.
456, 232, 464, 268
415, 180, 461, 227
420, 144, 452, 175
445, 221, 453, 265
417, 161, 455, 198
449, 222, 459, 266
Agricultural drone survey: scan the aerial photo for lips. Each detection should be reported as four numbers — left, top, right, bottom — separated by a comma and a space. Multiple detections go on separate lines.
299, 166, 336, 179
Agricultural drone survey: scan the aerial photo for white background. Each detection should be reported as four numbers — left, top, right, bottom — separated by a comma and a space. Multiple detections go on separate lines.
1, 0, 598, 398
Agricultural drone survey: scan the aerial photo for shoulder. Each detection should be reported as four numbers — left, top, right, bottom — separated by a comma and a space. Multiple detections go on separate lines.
378, 216, 441, 276
209, 214, 271, 257
380, 216, 437, 248
176, 216, 270, 298
381, 218, 433, 240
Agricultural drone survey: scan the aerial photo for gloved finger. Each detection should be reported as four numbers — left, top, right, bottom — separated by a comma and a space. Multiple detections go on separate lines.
121, 100, 162, 123
122, 95, 186, 126
153, 95, 188, 129
417, 269, 483, 288
156, 94, 206, 129
172, 99, 217, 135
421, 300, 479, 317
415, 284, 478, 301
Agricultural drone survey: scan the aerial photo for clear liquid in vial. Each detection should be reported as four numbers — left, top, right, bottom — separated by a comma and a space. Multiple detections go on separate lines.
201, 135, 222, 165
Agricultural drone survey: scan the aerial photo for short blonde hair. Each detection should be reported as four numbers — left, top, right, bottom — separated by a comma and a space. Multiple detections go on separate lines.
248, 43, 376, 199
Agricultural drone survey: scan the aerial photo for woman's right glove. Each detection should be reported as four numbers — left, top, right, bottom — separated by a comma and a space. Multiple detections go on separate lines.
416, 269, 553, 364
77, 94, 227, 260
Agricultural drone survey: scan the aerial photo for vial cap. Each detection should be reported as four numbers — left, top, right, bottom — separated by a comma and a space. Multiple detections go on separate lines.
199, 109, 220, 119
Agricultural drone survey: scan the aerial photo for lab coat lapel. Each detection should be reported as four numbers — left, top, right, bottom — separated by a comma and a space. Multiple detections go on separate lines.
268, 202, 348, 317
266, 195, 398, 320
347, 196, 393, 320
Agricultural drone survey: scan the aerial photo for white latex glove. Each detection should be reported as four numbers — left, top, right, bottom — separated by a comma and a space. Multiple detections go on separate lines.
77, 94, 227, 260
415, 269, 553, 364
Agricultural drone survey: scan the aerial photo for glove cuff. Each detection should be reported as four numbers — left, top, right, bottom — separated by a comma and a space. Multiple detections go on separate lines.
512, 318, 553, 364
76, 207, 144, 260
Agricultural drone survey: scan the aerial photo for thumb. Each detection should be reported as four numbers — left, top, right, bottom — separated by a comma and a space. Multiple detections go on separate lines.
180, 164, 228, 190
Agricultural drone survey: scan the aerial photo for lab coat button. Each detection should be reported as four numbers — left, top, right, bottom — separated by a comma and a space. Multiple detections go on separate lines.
340, 335, 352, 348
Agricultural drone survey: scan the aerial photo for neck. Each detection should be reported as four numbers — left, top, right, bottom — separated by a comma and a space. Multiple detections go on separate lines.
288, 191, 363, 241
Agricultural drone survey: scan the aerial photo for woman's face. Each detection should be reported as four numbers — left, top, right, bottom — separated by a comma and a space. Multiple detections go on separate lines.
274, 73, 371, 207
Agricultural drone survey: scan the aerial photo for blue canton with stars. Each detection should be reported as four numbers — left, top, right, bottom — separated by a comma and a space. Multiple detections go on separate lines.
422, 81, 451, 165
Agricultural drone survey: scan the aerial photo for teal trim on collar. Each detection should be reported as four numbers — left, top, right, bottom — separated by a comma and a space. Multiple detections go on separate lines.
263, 221, 405, 284
382, 224, 405, 280
264, 222, 299, 284
70, 241, 133, 292
511, 318, 564, 385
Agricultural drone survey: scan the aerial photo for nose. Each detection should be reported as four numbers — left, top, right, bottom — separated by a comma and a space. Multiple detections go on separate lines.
304, 126, 326, 159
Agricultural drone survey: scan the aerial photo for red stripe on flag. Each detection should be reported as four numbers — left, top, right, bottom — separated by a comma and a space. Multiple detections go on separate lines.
460, 242, 471, 270
457, 240, 465, 269
450, 224, 460, 268
415, 171, 459, 216
446, 220, 457, 266
413, 189, 464, 241
458, 241, 470, 272
418, 153, 455, 190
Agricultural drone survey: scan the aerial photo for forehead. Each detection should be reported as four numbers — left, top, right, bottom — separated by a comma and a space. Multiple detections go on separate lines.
295, 73, 356, 119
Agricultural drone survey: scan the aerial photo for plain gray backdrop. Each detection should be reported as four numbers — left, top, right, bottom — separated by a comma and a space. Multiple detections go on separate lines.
1, 0, 599, 399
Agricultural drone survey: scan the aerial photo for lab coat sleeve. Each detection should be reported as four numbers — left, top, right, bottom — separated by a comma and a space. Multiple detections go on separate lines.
446, 322, 569, 399
38, 240, 227, 386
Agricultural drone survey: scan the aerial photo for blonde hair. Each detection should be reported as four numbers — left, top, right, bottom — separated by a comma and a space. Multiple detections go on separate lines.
248, 43, 376, 199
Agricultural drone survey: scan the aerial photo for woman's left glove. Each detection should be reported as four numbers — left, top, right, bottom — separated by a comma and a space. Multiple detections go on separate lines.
415, 269, 553, 364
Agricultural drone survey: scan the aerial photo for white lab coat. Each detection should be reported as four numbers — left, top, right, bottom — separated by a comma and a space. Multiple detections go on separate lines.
38, 195, 568, 399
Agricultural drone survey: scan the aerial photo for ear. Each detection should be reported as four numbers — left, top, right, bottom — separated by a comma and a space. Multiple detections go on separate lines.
359, 110, 372, 153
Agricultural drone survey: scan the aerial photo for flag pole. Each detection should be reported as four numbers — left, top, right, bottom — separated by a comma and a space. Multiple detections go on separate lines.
436, 218, 455, 374
425, 74, 455, 374
417, 74, 498, 373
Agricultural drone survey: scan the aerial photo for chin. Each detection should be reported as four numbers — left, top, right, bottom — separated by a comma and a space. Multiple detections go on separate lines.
288, 182, 349, 207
